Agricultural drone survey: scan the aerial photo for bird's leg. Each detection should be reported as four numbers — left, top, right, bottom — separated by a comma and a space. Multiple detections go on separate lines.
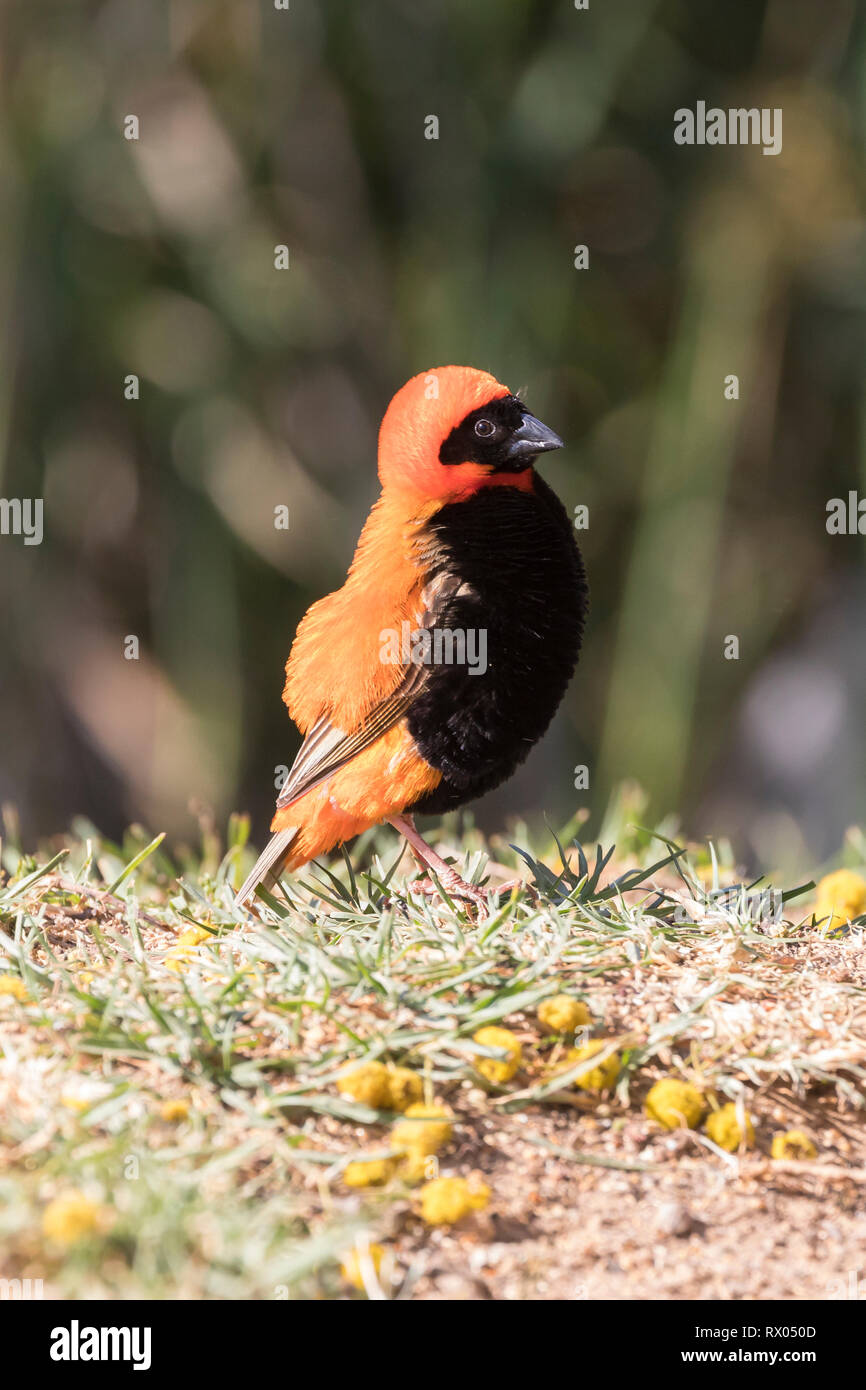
402, 820, 429, 872
388, 814, 487, 906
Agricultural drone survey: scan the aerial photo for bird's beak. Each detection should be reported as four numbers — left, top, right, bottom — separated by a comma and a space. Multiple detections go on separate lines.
504, 413, 564, 468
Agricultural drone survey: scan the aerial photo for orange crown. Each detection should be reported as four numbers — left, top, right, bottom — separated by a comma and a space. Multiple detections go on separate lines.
377, 366, 513, 498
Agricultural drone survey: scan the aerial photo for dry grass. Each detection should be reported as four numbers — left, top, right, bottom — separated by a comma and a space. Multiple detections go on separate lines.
1, 803, 865, 1300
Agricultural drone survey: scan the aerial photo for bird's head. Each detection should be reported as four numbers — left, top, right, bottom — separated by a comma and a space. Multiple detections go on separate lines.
377, 366, 563, 500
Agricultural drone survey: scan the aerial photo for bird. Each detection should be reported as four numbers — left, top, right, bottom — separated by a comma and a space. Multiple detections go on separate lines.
236, 365, 587, 909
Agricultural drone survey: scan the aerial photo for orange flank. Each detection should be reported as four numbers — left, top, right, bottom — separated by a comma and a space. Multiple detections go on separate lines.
283, 491, 440, 738
270, 724, 442, 869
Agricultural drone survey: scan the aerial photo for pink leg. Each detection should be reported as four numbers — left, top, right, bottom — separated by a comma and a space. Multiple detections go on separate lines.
388, 814, 487, 906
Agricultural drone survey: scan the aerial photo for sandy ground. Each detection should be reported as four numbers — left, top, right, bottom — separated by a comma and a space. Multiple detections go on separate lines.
375, 1101, 866, 1301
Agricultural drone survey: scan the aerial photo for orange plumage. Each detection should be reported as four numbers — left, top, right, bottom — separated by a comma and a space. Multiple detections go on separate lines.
237, 365, 586, 906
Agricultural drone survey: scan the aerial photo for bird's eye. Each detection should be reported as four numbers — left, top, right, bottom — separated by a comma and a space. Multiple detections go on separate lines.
474, 418, 496, 438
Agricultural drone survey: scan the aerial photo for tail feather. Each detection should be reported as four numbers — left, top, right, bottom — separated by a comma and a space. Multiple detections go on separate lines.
236, 827, 298, 908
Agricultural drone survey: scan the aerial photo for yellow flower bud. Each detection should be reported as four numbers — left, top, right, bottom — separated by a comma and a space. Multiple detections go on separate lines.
705, 1102, 754, 1152
418, 1176, 490, 1226
538, 994, 591, 1034
644, 1078, 705, 1130
771, 1129, 817, 1161
472, 1026, 522, 1083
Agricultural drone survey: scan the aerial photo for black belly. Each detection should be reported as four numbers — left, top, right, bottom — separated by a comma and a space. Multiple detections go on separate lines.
406, 477, 588, 814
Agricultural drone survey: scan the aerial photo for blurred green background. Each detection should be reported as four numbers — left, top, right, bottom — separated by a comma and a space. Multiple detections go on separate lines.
0, 0, 864, 872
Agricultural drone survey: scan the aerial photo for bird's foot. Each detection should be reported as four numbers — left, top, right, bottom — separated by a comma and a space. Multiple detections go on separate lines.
409, 872, 535, 914
389, 814, 531, 916
488, 877, 537, 904
410, 869, 488, 907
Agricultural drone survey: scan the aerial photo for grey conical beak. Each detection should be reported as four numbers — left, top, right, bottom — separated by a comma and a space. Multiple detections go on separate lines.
505, 412, 564, 466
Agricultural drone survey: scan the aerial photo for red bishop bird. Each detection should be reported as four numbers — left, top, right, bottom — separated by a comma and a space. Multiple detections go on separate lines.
237, 365, 587, 908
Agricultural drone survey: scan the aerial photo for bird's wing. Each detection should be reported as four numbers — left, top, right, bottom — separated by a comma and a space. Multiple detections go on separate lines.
275, 664, 427, 810
275, 566, 467, 813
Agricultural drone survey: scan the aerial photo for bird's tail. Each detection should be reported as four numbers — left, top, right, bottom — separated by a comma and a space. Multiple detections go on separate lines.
235, 826, 298, 909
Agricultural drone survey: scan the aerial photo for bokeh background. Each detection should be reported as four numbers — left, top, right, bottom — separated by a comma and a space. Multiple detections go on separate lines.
0, 0, 864, 873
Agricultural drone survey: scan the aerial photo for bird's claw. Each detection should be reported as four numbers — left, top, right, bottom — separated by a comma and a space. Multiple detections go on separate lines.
408, 870, 533, 918
410, 871, 487, 906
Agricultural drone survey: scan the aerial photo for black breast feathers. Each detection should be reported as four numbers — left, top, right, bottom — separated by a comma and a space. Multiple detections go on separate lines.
406, 477, 588, 814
